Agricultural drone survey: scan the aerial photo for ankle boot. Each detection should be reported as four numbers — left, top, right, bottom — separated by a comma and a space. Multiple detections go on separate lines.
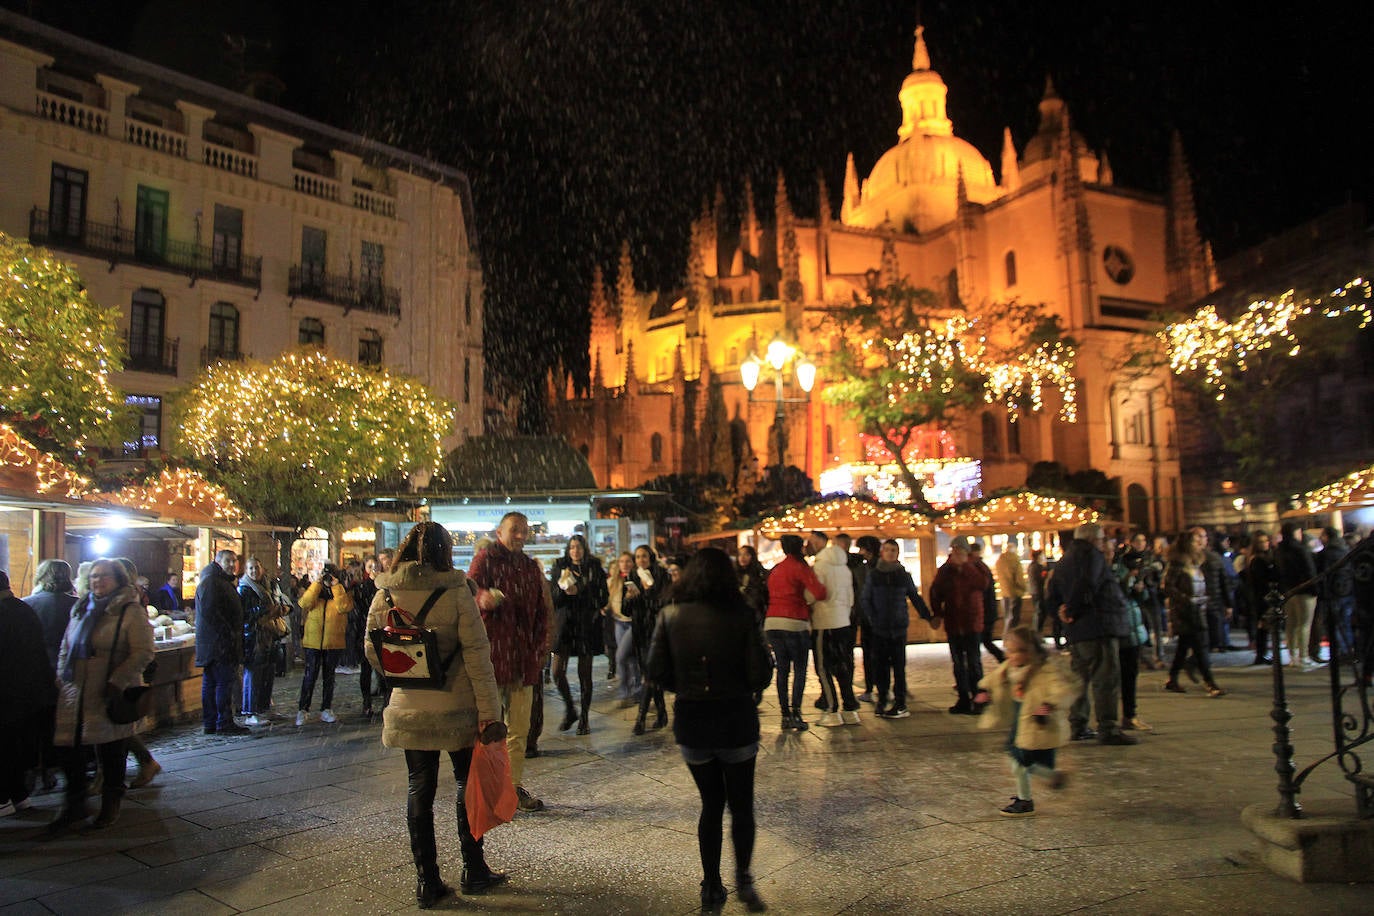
780, 706, 793, 730
736, 871, 766, 912
89, 792, 122, 830
456, 786, 508, 893
409, 808, 452, 908
557, 681, 577, 730
577, 697, 591, 735
652, 693, 668, 729
415, 865, 452, 909
700, 878, 727, 912
632, 712, 647, 735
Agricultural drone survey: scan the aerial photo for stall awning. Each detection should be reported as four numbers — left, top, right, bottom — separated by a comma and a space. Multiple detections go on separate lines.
941, 490, 1108, 534
84, 468, 247, 528
756, 496, 935, 539
1285, 463, 1374, 517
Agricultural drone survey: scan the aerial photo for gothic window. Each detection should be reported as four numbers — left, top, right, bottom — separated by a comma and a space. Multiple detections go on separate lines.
1004, 250, 1018, 288
651, 433, 664, 464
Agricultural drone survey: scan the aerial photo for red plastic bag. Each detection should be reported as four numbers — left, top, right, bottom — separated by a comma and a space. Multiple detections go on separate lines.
465, 739, 518, 839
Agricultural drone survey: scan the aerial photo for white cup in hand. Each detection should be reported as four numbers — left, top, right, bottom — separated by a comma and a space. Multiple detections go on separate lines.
637, 567, 653, 587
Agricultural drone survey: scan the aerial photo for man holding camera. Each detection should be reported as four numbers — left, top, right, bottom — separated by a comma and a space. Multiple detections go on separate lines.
296, 563, 351, 726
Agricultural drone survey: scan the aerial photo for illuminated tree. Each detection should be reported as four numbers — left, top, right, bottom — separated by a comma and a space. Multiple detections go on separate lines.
1158, 274, 1372, 492
819, 278, 1077, 513
170, 347, 454, 534
0, 233, 130, 457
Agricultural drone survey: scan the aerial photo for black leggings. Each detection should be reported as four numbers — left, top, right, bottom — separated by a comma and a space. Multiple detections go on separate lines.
404, 747, 480, 867
552, 653, 594, 719
686, 755, 757, 884
1170, 631, 1214, 685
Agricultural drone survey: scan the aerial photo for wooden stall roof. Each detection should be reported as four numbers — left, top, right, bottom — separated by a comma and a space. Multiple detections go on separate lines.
85, 468, 247, 527
941, 489, 1106, 534
0, 423, 89, 499
756, 495, 935, 539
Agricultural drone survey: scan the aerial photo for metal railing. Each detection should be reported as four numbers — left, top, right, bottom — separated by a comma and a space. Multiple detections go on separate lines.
126, 332, 179, 376
200, 346, 245, 367
1265, 533, 1374, 818
29, 208, 262, 288
288, 265, 401, 316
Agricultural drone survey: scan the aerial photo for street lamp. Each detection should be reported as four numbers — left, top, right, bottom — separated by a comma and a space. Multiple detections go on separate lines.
740, 336, 815, 470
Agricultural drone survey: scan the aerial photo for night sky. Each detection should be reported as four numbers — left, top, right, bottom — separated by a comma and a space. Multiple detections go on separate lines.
9, 0, 1371, 421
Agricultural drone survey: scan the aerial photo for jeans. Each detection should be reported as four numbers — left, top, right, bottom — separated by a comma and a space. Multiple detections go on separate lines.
767, 629, 810, 714
1069, 637, 1121, 733
948, 633, 983, 704
243, 656, 274, 714
614, 620, 640, 699
201, 659, 237, 731
298, 648, 340, 711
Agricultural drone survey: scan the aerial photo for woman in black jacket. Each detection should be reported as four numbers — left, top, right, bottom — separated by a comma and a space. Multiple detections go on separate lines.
648, 547, 772, 913
735, 545, 769, 627
550, 535, 609, 735
627, 544, 670, 735
1245, 531, 1281, 665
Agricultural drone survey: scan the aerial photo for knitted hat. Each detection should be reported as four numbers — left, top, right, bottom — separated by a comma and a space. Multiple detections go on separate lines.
949, 536, 972, 552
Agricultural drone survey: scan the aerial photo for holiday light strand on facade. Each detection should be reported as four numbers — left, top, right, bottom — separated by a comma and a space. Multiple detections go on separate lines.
878, 312, 1078, 421
1297, 463, 1374, 514
101, 467, 246, 523
0, 423, 90, 498
944, 490, 1100, 528
175, 348, 454, 501
1162, 276, 1373, 398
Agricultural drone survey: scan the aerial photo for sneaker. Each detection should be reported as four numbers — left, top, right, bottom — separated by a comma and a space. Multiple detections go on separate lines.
320, 709, 337, 724
1207, 686, 1227, 698
818, 712, 843, 728
515, 786, 544, 812
840, 708, 861, 725
858, 690, 874, 704
295, 710, 307, 727
243, 715, 266, 727
1129, 716, 1154, 731
999, 796, 1036, 817
884, 706, 911, 719
792, 717, 809, 732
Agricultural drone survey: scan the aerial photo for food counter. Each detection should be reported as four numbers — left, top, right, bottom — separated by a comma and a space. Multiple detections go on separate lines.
147, 631, 202, 726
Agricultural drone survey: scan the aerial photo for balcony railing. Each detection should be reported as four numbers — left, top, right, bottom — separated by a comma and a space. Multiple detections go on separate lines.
293, 169, 341, 203
35, 90, 107, 135
204, 141, 258, 178
200, 346, 245, 367
289, 266, 401, 316
126, 120, 187, 158
29, 208, 262, 289
126, 332, 179, 376
352, 186, 397, 218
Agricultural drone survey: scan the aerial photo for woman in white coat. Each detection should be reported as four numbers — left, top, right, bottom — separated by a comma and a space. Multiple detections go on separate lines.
50, 557, 155, 833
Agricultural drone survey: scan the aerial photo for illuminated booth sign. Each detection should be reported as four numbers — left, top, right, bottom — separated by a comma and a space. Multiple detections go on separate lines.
818, 459, 982, 510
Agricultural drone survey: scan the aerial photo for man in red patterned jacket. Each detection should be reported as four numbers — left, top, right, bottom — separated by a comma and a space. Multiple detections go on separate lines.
468, 512, 550, 812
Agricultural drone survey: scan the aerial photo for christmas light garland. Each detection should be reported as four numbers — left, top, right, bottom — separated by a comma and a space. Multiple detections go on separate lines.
757, 495, 934, 537
1162, 276, 1373, 398
943, 490, 1100, 529
0, 423, 90, 498
100, 467, 246, 523
1297, 463, 1374, 514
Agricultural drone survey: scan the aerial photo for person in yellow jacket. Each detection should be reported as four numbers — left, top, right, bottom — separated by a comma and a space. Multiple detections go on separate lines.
296, 563, 350, 726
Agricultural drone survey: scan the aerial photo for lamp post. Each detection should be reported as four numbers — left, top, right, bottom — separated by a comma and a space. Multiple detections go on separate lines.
740, 336, 816, 470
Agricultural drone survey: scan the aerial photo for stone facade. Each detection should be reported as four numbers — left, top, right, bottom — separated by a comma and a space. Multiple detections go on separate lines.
552, 27, 1213, 534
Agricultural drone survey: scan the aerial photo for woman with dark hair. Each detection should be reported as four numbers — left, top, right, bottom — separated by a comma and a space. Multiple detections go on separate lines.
765, 534, 826, 731
1162, 534, 1226, 697
365, 521, 508, 907
549, 534, 609, 735
49, 558, 155, 833
735, 545, 769, 627
648, 547, 772, 913
1245, 531, 1281, 665
627, 544, 670, 735
23, 558, 77, 668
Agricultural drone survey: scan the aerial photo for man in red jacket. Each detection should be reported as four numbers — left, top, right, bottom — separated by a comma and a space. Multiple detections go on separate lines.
930, 537, 992, 715
468, 512, 550, 811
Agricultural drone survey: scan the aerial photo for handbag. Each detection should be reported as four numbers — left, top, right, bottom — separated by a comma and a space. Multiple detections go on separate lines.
368, 588, 459, 690
104, 604, 157, 725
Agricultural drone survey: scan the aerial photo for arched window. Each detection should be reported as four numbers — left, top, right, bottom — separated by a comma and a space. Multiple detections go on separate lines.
1127, 483, 1150, 531
982, 412, 1002, 457
651, 432, 664, 464
1006, 414, 1021, 454
298, 317, 325, 347
1004, 250, 1018, 288
207, 302, 239, 360
613, 435, 624, 465
358, 328, 383, 366
946, 269, 961, 308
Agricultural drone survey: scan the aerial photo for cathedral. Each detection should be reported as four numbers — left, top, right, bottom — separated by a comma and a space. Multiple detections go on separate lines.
550, 27, 1213, 534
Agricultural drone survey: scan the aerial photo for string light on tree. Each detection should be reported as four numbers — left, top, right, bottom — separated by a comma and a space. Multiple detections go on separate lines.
98, 467, 246, 523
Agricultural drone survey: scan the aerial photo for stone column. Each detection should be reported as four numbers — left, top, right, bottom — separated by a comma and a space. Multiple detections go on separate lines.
95, 74, 140, 142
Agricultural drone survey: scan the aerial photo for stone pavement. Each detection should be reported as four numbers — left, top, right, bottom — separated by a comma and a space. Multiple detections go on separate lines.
2, 645, 1369, 915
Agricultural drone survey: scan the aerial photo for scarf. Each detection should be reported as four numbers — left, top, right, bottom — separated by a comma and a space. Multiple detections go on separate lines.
239, 573, 273, 608
63, 591, 118, 683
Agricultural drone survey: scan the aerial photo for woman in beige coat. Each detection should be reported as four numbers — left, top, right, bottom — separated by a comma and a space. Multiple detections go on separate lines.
50, 557, 155, 833
364, 521, 506, 908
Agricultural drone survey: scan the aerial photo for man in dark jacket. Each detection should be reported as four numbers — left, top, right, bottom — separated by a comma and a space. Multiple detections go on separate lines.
1047, 523, 1136, 746
195, 549, 248, 735
1316, 527, 1353, 661
853, 535, 882, 703
1, 570, 57, 815
930, 537, 990, 715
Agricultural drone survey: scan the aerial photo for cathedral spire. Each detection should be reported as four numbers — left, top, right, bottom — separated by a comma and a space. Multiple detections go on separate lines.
912, 23, 931, 71
841, 152, 860, 224
1166, 130, 1211, 308
1000, 127, 1020, 191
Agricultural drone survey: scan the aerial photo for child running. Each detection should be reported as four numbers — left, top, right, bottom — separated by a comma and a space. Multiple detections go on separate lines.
974, 624, 1079, 817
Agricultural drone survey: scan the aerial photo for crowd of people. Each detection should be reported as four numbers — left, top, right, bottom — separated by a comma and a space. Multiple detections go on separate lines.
1, 514, 1367, 912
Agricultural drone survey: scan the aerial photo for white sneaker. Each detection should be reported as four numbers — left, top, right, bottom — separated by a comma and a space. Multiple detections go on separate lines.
319, 709, 337, 724
818, 712, 844, 728
840, 709, 861, 725
295, 710, 307, 727
243, 715, 265, 727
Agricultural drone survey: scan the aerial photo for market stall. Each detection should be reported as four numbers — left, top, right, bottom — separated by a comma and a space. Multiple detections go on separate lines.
1285, 464, 1374, 533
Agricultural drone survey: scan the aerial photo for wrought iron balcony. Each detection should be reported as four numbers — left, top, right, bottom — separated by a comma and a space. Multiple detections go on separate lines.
29, 208, 262, 289
288, 265, 401, 316
200, 346, 246, 367
126, 332, 179, 376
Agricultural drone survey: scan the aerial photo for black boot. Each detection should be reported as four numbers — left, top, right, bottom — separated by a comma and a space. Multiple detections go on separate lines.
577, 696, 591, 735
652, 692, 668, 730
700, 878, 727, 912
456, 785, 508, 893
557, 680, 577, 731
89, 792, 122, 830
408, 809, 452, 908
736, 871, 767, 912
